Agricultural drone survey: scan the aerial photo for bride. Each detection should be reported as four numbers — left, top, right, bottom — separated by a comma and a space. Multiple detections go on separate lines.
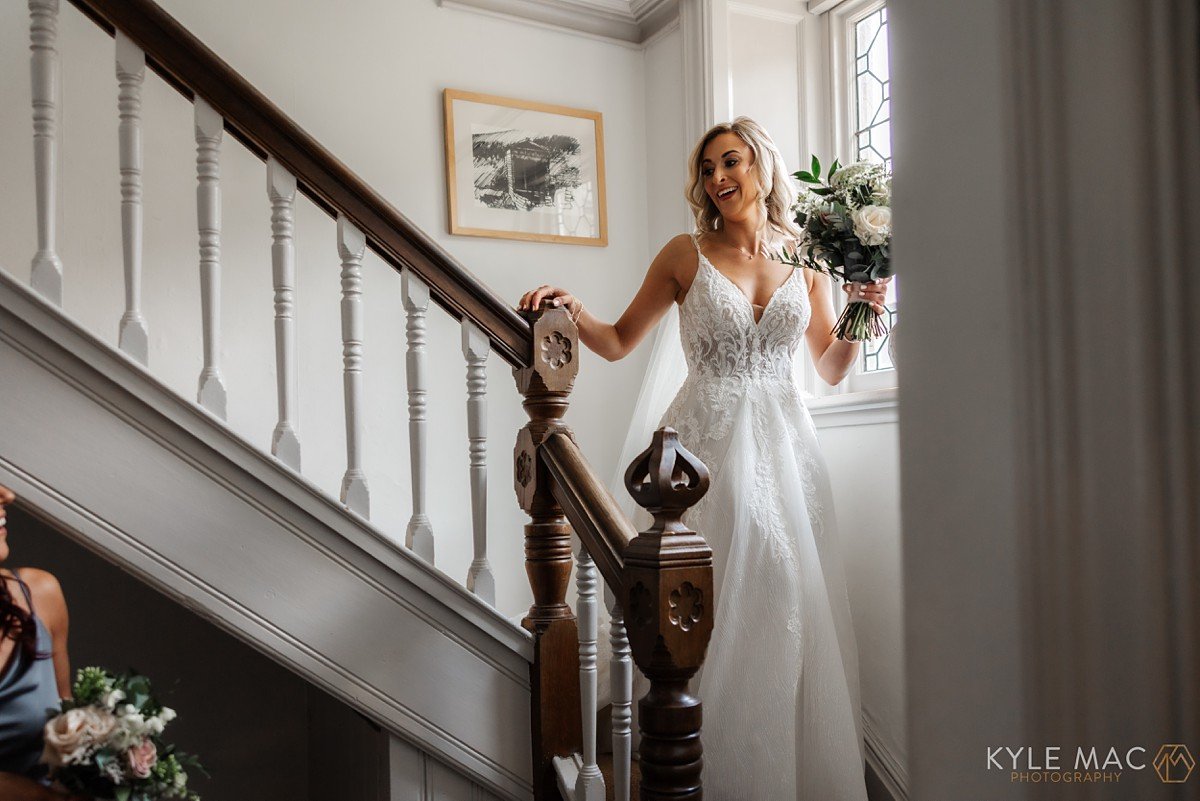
518, 117, 887, 800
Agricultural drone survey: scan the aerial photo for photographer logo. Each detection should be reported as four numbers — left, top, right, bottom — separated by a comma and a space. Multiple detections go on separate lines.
1153, 744, 1195, 784
987, 743, 1194, 785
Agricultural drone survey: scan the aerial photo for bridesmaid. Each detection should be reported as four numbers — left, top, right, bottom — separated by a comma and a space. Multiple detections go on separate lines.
0, 484, 82, 800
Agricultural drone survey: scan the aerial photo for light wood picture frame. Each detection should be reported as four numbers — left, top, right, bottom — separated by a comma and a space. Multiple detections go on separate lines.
443, 89, 608, 247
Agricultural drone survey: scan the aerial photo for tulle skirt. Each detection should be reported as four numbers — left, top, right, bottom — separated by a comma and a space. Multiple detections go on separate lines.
658, 374, 869, 801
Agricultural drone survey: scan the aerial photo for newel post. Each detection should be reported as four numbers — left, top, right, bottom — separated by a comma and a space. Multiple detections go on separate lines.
623, 428, 713, 801
513, 304, 582, 800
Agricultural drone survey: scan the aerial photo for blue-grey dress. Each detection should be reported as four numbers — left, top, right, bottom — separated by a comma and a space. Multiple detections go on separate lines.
0, 571, 60, 778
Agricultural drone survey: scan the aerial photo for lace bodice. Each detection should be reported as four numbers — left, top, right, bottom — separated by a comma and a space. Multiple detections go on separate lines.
679, 243, 810, 382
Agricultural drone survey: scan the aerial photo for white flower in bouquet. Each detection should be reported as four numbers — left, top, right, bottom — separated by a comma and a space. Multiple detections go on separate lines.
830, 160, 878, 189
101, 759, 126, 785
102, 688, 125, 711
851, 205, 893, 246
793, 188, 828, 219
42, 707, 117, 767
870, 174, 892, 205
145, 713, 167, 736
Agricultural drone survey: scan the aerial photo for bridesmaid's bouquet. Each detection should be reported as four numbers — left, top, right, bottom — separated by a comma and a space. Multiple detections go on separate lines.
781, 156, 894, 341
41, 667, 205, 801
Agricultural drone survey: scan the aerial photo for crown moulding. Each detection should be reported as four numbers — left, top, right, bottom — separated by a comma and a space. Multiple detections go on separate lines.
437, 0, 681, 45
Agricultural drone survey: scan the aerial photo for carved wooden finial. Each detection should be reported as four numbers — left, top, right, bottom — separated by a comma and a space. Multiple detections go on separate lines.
624, 427, 709, 526
514, 302, 579, 397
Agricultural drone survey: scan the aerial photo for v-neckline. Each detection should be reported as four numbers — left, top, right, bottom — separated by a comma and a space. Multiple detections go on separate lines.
697, 251, 798, 328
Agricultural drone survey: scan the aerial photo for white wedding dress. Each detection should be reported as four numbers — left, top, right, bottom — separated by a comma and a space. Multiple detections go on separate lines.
653, 235, 869, 800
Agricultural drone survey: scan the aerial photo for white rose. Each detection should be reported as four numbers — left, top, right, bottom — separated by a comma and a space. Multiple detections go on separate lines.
851, 205, 892, 246
42, 707, 117, 767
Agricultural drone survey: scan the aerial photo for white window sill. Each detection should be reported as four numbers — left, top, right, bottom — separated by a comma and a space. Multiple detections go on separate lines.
806, 386, 898, 428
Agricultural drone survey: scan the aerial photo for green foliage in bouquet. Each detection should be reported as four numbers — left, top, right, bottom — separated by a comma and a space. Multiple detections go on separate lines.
43, 667, 206, 801
783, 155, 894, 341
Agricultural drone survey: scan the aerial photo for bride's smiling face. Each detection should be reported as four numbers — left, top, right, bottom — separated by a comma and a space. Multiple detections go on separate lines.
701, 132, 759, 223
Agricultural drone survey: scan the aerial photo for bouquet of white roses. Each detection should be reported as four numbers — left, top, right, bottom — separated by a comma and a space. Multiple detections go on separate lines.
782, 156, 894, 341
41, 667, 205, 801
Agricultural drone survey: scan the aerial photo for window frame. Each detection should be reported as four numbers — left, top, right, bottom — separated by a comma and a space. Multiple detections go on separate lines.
802, 0, 897, 399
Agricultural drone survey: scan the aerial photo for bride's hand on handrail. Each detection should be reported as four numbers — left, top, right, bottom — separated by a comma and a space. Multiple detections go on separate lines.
517, 285, 583, 322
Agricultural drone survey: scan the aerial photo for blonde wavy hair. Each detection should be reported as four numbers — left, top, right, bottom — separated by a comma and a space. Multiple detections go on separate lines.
685, 117, 802, 253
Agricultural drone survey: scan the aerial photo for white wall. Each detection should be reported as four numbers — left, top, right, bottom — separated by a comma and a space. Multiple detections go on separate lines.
0, 0, 668, 619
816, 415, 906, 790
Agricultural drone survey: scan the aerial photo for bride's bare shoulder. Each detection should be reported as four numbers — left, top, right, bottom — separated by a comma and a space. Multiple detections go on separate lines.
647, 234, 701, 302
656, 233, 697, 262
651, 233, 699, 276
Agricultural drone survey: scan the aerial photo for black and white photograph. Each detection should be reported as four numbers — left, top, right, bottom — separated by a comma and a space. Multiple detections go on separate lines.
444, 89, 606, 246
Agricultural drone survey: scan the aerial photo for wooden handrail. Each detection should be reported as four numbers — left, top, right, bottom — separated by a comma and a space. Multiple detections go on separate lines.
541, 431, 635, 595
65, 0, 532, 367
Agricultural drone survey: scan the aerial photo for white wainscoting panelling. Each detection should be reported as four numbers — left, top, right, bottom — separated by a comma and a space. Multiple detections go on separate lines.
391, 736, 508, 801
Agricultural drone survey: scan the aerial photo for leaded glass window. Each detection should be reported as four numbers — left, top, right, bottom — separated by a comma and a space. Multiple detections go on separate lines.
854, 6, 891, 169
853, 5, 896, 372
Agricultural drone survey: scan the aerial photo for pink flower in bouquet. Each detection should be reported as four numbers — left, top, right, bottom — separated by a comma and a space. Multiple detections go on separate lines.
42, 707, 117, 766
126, 737, 158, 779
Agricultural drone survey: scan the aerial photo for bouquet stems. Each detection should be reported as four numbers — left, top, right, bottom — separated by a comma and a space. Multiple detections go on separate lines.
833, 298, 888, 342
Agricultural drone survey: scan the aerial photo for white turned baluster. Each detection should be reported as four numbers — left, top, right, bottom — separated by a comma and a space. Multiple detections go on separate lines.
337, 215, 369, 517
115, 33, 148, 364
194, 99, 227, 418
610, 603, 633, 801
402, 272, 434, 562
575, 546, 605, 801
29, 0, 63, 305
462, 321, 494, 603
267, 158, 301, 470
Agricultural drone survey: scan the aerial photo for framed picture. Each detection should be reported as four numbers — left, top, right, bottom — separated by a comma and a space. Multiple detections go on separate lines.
443, 89, 607, 247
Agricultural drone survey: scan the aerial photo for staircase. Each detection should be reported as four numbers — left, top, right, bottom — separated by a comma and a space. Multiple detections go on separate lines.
1, 2, 715, 800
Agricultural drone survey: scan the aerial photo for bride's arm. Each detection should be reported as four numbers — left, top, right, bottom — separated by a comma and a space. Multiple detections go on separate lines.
517, 235, 690, 362
804, 272, 890, 385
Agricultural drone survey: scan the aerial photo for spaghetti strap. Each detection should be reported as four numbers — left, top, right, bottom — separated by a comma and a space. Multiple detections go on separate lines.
10, 569, 34, 613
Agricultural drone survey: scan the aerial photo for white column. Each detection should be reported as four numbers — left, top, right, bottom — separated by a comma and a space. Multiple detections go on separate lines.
462, 320, 494, 603
28, 0, 63, 305
337, 215, 369, 517
574, 546, 604, 801
115, 33, 148, 365
194, 99, 227, 418
609, 604, 633, 801
402, 271, 434, 562
267, 158, 301, 470
680, 0, 733, 146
